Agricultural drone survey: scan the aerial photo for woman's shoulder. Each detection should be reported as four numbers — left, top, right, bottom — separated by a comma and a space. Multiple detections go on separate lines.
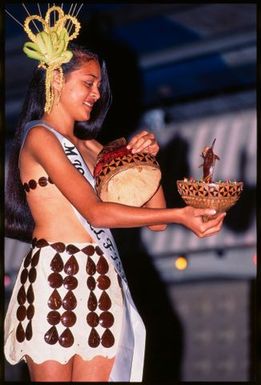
22, 125, 65, 159
19, 125, 64, 170
24, 124, 60, 145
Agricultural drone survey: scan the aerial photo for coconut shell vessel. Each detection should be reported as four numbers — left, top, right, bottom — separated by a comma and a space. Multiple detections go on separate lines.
94, 137, 161, 207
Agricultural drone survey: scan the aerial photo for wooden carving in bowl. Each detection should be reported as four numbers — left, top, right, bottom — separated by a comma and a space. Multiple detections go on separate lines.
176, 138, 243, 221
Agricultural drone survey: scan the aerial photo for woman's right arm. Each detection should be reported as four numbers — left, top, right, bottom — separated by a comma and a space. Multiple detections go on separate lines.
25, 126, 225, 238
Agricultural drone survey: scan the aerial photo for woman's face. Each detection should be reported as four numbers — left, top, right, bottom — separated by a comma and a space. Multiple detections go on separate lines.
58, 59, 101, 122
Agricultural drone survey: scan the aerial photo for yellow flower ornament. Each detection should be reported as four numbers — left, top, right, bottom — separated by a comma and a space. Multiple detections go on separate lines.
23, 6, 81, 113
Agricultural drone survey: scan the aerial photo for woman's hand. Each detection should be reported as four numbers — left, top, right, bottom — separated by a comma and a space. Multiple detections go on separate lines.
127, 130, 159, 156
178, 206, 226, 238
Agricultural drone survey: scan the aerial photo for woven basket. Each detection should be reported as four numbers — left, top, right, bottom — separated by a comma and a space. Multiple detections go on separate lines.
177, 180, 243, 221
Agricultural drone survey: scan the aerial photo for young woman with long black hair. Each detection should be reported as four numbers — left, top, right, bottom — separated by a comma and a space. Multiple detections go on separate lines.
4, 7, 225, 383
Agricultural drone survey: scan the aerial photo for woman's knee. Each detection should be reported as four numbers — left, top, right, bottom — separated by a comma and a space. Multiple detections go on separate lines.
72, 354, 115, 381
26, 355, 74, 382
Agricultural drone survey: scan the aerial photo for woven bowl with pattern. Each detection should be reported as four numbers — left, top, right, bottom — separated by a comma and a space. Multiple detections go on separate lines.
177, 180, 243, 220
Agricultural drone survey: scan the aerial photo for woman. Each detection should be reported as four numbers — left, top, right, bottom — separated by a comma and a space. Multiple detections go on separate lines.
4, 43, 225, 382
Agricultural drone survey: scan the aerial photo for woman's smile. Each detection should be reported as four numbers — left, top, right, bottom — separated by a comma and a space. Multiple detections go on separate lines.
83, 101, 94, 110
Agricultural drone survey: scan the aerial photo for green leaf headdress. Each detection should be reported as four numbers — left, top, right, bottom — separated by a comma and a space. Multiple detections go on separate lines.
23, 5, 81, 113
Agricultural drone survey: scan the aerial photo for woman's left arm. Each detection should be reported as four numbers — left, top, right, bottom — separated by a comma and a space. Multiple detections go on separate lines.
127, 130, 167, 231
144, 185, 167, 231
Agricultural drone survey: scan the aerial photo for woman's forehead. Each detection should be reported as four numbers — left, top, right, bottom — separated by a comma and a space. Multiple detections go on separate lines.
73, 60, 101, 78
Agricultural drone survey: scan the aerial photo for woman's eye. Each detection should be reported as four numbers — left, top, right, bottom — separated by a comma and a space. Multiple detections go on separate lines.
84, 81, 93, 88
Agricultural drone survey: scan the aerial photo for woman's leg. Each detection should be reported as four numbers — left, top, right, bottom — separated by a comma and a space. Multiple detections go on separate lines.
72, 354, 115, 382
25, 355, 74, 382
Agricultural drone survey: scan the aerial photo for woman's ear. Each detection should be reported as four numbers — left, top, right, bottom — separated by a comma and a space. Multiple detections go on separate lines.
52, 69, 65, 93
51, 70, 64, 106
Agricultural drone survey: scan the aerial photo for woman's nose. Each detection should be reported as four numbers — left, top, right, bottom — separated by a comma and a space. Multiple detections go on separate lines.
91, 86, 100, 101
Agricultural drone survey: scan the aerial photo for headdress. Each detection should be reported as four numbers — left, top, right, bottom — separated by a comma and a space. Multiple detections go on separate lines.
21, 5, 81, 113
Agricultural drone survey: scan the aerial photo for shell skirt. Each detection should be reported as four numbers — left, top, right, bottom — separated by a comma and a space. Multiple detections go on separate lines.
4, 238, 124, 365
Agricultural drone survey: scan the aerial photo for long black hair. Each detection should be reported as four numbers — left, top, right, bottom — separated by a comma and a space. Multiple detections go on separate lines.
5, 44, 112, 242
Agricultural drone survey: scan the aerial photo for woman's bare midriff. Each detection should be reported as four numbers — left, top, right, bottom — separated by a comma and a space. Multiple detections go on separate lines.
28, 185, 95, 243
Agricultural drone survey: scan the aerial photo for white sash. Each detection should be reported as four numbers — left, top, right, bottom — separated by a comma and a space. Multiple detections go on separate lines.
23, 120, 146, 382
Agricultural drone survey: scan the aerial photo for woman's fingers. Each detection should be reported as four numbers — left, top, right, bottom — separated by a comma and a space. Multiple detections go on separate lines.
127, 131, 159, 155
196, 213, 226, 237
194, 208, 217, 217
127, 130, 150, 147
